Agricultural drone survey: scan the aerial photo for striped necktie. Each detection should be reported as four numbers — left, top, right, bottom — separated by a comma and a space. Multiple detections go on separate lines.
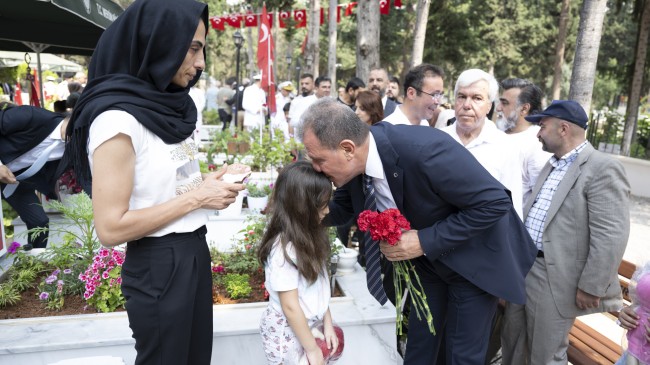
362, 174, 388, 305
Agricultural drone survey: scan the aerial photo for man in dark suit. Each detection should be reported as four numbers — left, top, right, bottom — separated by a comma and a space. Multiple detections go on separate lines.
0, 102, 69, 250
368, 67, 398, 118
300, 98, 537, 364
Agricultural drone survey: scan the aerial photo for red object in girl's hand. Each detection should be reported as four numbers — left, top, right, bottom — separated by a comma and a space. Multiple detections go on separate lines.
300, 323, 345, 364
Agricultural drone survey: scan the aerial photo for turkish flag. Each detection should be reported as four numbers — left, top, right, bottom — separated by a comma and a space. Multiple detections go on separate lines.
264, 12, 274, 28
209, 16, 225, 31
30, 70, 40, 107
278, 10, 291, 28
244, 13, 257, 27
14, 82, 23, 105
224, 15, 242, 28
394, 0, 402, 8
293, 9, 307, 28
380, 0, 390, 15
320, 8, 325, 25
257, 4, 276, 115
345, 2, 357, 16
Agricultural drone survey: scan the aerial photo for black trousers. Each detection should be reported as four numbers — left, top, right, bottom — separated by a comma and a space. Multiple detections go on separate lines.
122, 226, 213, 365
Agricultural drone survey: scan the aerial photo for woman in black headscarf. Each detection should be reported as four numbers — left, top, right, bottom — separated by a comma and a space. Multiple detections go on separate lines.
63, 0, 245, 364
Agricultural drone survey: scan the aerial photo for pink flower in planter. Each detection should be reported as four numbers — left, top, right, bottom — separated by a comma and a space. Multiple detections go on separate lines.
7, 242, 21, 254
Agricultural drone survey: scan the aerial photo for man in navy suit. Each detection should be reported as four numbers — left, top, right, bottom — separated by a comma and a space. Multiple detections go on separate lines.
300, 98, 537, 364
0, 102, 69, 250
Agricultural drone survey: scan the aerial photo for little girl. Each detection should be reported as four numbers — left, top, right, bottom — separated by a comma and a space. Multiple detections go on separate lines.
258, 161, 339, 365
617, 263, 650, 365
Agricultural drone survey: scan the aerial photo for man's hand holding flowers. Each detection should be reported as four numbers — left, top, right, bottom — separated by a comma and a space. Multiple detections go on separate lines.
380, 230, 424, 261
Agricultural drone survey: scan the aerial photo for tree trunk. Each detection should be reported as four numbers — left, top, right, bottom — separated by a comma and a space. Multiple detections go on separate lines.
307, 0, 321, 78
410, 0, 431, 68
551, 0, 571, 100
356, 0, 380, 82
568, 0, 608, 114
621, 0, 650, 156
327, 0, 338, 96
245, 26, 255, 79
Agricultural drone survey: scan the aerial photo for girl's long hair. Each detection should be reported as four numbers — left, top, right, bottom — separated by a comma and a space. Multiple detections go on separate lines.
257, 161, 332, 284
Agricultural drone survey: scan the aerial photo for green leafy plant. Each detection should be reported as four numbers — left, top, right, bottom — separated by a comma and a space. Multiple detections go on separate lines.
0, 283, 21, 308
245, 181, 273, 197
223, 273, 252, 299
248, 126, 300, 171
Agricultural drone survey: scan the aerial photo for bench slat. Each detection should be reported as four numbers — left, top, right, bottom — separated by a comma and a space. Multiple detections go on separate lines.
568, 333, 614, 365
569, 322, 621, 362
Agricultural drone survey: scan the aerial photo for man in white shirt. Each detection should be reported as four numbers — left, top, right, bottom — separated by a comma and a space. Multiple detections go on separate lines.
442, 69, 523, 218
242, 74, 267, 131
314, 76, 332, 99
271, 81, 294, 140
0, 103, 70, 250
496, 78, 552, 206
383, 64, 444, 126
288, 73, 316, 142
368, 67, 398, 117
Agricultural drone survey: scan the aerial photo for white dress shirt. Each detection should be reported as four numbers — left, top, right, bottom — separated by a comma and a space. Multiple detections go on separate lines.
365, 133, 397, 211
383, 105, 429, 126
442, 120, 524, 219
6, 121, 65, 172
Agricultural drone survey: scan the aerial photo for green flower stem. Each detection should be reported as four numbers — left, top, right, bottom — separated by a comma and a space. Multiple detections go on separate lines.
394, 260, 436, 335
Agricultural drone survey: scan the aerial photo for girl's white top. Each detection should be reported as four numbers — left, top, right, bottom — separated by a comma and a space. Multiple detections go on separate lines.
88, 110, 208, 237
265, 236, 330, 322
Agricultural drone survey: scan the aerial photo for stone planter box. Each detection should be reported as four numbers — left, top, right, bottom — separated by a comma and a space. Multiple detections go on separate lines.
0, 263, 402, 365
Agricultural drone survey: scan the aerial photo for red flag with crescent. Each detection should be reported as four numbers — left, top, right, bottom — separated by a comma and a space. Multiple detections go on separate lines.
224, 14, 242, 28
293, 9, 307, 28
257, 4, 276, 115
380, 0, 390, 15
30, 70, 40, 107
278, 10, 291, 28
244, 13, 258, 27
209, 16, 225, 31
345, 2, 357, 16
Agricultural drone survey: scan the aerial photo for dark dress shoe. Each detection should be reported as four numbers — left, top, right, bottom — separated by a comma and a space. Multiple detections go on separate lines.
22, 243, 33, 251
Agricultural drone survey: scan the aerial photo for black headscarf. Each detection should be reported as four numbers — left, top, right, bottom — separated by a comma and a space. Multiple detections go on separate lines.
62, 0, 209, 188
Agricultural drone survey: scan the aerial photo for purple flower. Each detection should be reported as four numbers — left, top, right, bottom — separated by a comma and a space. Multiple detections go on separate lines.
52, 269, 61, 276
63, 269, 72, 274
39, 292, 49, 300
45, 275, 57, 284
57, 280, 64, 286
7, 242, 21, 254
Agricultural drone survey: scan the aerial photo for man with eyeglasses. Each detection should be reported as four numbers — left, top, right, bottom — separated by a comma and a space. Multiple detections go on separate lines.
441, 69, 524, 219
383, 63, 445, 126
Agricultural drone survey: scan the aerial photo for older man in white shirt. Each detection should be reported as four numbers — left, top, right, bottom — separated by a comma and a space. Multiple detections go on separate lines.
442, 69, 523, 219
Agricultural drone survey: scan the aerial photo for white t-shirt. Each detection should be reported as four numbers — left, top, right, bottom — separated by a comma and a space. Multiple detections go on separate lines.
264, 236, 330, 322
88, 110, 207, 237
288, 94, 317, 141
442, 121, 524, 219
506, 125, 552, 206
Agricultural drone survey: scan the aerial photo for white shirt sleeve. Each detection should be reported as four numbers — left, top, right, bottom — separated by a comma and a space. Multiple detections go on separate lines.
267, 242, 299, 292
88, 110, 143, 159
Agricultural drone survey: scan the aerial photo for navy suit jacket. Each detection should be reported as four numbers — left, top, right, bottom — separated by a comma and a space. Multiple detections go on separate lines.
384, 97, 398, 118
327, 122, 537, 304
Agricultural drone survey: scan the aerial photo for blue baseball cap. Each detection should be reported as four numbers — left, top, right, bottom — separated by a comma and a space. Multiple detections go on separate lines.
524, 100, 588, 129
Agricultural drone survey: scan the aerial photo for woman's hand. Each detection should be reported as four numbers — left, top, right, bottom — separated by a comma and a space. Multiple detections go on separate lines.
194, 165, 245, 210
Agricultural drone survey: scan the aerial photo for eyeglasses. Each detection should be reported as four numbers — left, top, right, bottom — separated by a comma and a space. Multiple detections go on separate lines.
412, 87, 444, 101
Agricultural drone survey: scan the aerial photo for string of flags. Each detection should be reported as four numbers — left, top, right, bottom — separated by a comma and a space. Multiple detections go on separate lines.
209, 0, 403, 31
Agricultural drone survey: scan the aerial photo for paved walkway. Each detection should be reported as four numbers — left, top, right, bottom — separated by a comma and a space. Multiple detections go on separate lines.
624, 195, 650, 267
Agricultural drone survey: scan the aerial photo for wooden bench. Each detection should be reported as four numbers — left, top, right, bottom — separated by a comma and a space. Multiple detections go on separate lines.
567, 259, 636, 365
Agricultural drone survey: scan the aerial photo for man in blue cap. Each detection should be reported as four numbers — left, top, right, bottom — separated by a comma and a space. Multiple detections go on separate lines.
500, 100, 631, 364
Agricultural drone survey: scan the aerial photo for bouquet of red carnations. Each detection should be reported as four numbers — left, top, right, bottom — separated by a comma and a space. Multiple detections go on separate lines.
357, 208, 435, 335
